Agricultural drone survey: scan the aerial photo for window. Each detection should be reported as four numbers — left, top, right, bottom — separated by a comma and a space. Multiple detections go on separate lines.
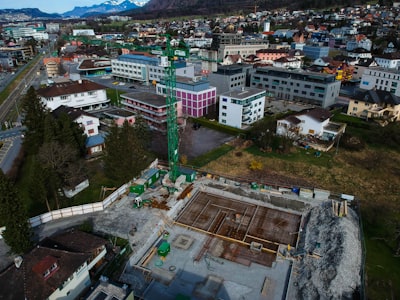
222, 98, 228, 102
221, 119, 226, 123
222, 112, 226, 116
222, 105, 227, 109
86, 120, 93, 125
61, 96, 68, 100
88, 129, 95, 134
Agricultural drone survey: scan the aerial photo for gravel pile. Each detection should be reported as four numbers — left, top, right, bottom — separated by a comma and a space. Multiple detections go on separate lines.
293, 202, 361, 299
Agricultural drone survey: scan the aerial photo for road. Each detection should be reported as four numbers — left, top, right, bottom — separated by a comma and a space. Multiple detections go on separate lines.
0, 58, 41, 125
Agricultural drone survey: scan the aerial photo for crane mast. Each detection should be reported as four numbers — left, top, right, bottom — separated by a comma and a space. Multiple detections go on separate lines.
160, 35, 188, 182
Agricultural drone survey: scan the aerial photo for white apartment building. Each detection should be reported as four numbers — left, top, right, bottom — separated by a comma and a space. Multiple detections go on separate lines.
360, 67, 400, 96
219, 87, 266, 129
37, 79, 110, 111
111, 54, 194, 85
217, 44, 270, 61
250, 67, 341, 108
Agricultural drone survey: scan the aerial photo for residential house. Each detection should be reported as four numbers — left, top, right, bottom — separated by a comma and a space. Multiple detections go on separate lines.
352, 58, 378, 81
374, 52, 400, 69
250, 66, 341, 108
37, 79, 110, 111
0, 230, 108, 300
120, 91, 182, 132
156, 76, 217, 118
219, 87, 266, 129
221, 54, 243, 65
273, 56, 302, 69
43, 57, 61, 78
346, 90, 400, 123
52, 105, 105, 157
347, 47, 372, 60
256, 48, 289, 63
276, 108, 346, 146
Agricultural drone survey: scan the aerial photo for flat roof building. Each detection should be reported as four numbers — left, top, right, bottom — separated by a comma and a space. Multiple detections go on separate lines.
219, 87, 266, 129
250, 67, 341, 108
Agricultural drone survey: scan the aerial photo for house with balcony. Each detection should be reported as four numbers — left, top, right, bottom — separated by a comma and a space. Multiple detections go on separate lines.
156, 76, 217, 118
219, 87, 266, 129
0, 229, 108, 300
276, 108, 346, 149
37, 79, 110, 111
120, 91, 182, 132
346, 90, 400, 124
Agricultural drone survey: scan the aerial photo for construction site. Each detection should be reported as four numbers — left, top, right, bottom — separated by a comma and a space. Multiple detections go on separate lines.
89, 168, 362, 300
93, 37, 361, 299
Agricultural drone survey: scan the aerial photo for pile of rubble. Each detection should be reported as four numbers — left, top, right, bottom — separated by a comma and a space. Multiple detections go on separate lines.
292, 202, 362, 299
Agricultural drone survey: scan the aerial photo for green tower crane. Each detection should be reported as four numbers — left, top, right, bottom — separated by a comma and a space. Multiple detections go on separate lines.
160, 35, 189, 182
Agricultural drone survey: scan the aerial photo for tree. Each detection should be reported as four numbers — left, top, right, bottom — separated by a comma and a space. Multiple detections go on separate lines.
38, 141, 82, 209
21, 87, 48, 154
29, 158, 52, 212
103, 121, 153, 183
0, 170, 33, 254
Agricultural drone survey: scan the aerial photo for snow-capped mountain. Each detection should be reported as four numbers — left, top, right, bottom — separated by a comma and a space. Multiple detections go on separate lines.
62, 0, 148, 18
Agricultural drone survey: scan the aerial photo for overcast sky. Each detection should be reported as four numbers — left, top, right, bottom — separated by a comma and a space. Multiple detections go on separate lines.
0, 0, 104, 14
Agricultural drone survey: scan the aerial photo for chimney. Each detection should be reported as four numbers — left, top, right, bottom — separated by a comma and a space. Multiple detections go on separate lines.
14, 256, 23, 269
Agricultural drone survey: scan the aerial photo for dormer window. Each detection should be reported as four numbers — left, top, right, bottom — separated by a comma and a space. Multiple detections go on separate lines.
33, 256, 60, 281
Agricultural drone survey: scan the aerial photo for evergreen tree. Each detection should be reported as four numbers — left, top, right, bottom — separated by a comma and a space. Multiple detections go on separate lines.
0, 170, 33, 254
103, 121, 153, 183
21, 87, 48, 154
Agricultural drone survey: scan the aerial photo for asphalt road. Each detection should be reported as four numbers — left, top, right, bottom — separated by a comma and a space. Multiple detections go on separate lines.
0, 59, 41, 124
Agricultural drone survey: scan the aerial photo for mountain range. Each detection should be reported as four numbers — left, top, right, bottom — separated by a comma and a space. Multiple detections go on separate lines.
0, 0, 148, 20
62, 0, 147, 18
0, 0, 363, 20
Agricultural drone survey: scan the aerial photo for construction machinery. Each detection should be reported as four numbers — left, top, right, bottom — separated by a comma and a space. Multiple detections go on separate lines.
159, 35, 189, 183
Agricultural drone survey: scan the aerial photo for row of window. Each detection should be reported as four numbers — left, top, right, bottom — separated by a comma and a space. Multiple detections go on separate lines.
368, 71, 400, 80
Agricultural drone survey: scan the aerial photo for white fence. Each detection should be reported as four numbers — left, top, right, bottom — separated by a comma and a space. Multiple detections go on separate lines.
0, 183, 128, 239
0, 159, 160, 239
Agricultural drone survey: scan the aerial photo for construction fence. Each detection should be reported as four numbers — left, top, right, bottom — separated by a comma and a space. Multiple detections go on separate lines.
0, 183, 128, 239
0, 159, 160, 239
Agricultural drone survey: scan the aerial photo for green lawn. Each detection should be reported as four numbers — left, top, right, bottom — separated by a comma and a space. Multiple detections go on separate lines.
363, 209, 400, 299
187, 144, 234, 168
246, 144, 337, 169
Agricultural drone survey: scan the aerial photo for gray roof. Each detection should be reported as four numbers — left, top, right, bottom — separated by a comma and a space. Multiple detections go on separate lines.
353, 90, 400, 105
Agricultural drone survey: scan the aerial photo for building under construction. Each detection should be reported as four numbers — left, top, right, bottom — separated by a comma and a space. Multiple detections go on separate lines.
117, 173, 362, 300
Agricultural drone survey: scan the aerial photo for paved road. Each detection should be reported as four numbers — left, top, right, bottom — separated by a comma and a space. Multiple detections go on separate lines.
0, 127, 24, 173
0, 58, 41, 124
